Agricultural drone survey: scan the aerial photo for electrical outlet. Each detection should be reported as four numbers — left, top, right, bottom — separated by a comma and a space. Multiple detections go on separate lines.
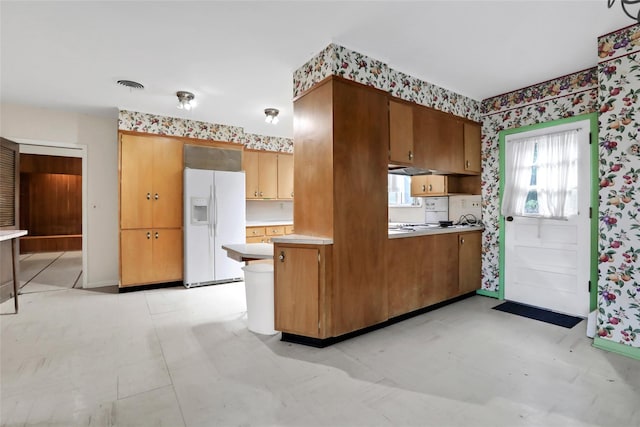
471, 201, 480, 208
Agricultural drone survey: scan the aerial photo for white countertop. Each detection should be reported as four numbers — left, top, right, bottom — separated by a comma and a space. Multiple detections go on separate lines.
270, 234, 334, 245
0, 230, 28, 242
221, 243, 274, 262
388, 225, 483, 239
246, 220, 293, 227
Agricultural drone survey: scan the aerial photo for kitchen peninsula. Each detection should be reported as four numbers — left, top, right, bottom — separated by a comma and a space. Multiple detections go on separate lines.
273, 75, 483, 346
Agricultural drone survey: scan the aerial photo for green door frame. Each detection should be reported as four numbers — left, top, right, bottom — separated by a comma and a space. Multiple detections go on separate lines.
494, 113, 598, 312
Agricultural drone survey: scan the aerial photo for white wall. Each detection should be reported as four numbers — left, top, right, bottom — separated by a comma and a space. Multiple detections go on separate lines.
0, 104, 119, 287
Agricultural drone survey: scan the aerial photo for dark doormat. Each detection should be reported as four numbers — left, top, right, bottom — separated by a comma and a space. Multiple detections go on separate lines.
492, 301, 583, 328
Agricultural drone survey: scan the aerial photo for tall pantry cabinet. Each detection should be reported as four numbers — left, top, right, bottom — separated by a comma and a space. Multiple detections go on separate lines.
119, 133, 184, 288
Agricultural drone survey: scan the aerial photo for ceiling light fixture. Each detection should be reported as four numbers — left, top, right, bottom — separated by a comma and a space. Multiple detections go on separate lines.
264, 108, 279, 124
608, 0, 640, 23
117, 79, 144, 90
177, 91, 196, 111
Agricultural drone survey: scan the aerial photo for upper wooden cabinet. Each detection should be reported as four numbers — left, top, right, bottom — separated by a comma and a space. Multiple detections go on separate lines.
463, 122, 481, 173
411, 175, 447, 196
120, 134, 183, 229
413, 106, 464, 173
411, 104, 481, 175
277, 153, 294, 199
244, 150, 287, 200
389, 100, 414, 165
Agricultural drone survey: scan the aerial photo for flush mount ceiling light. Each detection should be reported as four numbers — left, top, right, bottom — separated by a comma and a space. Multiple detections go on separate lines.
116, 79, 144, 90
264, 108, 279, 124
177, 91, 196, 111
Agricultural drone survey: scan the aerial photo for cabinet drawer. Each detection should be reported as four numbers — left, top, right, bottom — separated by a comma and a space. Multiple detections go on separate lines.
266, 226, 285, 236
284, 225, 294, 235
246, 236, 266, 244
246, 226, 266, 237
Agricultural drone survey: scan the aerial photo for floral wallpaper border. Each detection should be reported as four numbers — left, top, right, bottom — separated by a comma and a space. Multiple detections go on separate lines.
118, 110, 293, 153
596, 24, 640, 347
293, 43, 481, 122
481, 68, 598, 115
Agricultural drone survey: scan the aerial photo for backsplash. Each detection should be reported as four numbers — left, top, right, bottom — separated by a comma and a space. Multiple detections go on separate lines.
293, 43, 481, 122
246, 200, 293, 223
118, 110, 293, 153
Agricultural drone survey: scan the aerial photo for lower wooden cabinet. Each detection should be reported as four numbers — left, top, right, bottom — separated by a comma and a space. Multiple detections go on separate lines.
274, 243, 332, 338
387, 233, 458, 317
120, 228, 183, 287
458, 231, 482, 293
246, 225, 293, 243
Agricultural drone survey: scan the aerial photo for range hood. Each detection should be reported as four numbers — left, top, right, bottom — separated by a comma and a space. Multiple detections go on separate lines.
388, 165, 433, 176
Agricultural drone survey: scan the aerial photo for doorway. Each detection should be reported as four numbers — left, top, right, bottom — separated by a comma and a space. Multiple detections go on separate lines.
13, 138, 88, 288
499, 116, 597, 317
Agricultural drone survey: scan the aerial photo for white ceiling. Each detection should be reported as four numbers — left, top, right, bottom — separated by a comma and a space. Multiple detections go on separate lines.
0, 1, 634, 139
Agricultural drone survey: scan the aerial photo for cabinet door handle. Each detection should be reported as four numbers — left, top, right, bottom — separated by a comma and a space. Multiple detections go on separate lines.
279, 251, 285, 262
154, 193, 159, 200
259, 191, 263, 197
428, 184, 433, 192
461, 238, 465, 244
146, 193, 151, 200
408, 150, 413, 161
466, 160, 470, 168
155, 232, 159, 239
146, 232, 151, 239
506, 216, 514, 222
422, 184, 426, 192
291, 192, 294, 197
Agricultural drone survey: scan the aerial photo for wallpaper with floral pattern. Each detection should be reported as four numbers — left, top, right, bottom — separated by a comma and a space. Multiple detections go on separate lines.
293, 44, 481, 122
118, 110, 293, 153
480, 83, 598, 293
596, 24, 640, 347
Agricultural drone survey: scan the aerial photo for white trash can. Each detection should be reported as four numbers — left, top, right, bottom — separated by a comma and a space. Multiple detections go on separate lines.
241, 262, 278, 335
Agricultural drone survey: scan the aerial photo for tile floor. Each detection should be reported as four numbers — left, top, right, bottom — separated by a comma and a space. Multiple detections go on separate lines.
1, 257, 639, 427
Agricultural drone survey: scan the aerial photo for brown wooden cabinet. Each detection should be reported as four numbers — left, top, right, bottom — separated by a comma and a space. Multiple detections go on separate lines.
463, 123, 481, 173
414, 106, 464, 173
458, 231, 482, 293
411, 175, 447, 196
244, 150, 278, 199
389, 100, 414, 165
274, 243, 332, 338
119, 133, 183, 288
413, 105, 481, 175
387, 233, 459, 318
292, 77, 388, 337
277, 153, 294, 199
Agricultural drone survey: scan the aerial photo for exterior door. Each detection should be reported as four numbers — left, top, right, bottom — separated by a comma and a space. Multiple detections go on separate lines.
504, 119, 591, 317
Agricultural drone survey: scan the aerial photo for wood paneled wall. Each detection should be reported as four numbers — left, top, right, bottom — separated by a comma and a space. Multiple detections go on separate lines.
20, 154, 82, 253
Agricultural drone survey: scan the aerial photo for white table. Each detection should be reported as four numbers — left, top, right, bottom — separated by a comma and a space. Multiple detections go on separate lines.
0, 230, 27, 313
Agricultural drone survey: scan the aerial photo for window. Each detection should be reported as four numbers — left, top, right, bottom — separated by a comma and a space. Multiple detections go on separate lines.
388, 175, 421, 207
502, 129, 579, 220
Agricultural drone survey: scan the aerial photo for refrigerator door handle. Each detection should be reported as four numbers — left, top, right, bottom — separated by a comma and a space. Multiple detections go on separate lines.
209, 184, 214, 238
214, 184, 219, 237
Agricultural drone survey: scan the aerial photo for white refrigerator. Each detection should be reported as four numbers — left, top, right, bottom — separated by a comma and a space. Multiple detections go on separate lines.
183, 168, 246, 288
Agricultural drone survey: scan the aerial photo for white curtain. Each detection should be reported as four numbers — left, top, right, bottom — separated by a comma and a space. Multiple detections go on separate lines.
502, 129, 579, 220
537, 130, 578, 219
501, 136, 537, 218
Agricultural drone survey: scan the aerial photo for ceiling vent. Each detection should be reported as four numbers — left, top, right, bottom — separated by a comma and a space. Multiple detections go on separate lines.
117, 79, 144, 90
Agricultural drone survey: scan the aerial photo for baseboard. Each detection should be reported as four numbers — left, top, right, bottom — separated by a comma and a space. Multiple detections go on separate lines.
476, 289, 500, 298
592, 337, 640, 361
